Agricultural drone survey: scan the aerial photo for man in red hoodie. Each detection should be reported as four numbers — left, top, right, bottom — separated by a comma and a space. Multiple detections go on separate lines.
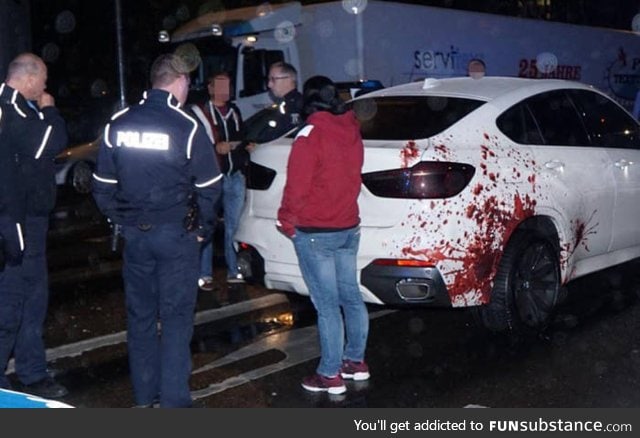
277, 76, 369, 395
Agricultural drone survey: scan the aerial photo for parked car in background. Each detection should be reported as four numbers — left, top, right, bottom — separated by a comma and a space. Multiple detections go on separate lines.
235, 76, 640, 335
54, 138, 100, 194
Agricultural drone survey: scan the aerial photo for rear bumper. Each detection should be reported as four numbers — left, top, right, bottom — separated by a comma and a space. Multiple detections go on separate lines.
361, 262, 451, 307
239, 243, 452, 307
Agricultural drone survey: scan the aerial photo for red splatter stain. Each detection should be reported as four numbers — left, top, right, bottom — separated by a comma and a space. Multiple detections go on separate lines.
472, 184, 484, 195
573, 212, 598, 253
434, 144, 449, 155
402, 192, 536, 305
400, 140, 419, 168
480, 145, 496, 160
560, 211, 599, 275
483, 133, 490, 140
488, 173, 497, 182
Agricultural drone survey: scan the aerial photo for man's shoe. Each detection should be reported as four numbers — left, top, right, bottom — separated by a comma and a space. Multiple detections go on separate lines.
21, 377, 69, 399
198, 276, 214, 291
340, 359, 370, 381
301, 373, 346, 395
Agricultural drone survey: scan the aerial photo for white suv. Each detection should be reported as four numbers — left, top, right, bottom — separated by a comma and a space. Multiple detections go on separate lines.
235, 77, 640, 334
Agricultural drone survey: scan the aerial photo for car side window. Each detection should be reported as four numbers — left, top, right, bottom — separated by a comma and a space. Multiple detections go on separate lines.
496, 102, 544, 145
567, 89, 640, 150
525, 90, 590, 146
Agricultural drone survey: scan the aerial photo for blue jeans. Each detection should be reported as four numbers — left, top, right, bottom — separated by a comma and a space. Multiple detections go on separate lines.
292, 227, 368, 377
122, 223, 199, 408
199, 172, 245, 279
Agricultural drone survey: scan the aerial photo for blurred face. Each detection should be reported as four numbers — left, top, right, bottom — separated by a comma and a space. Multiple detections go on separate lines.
467, 60, 485, 80
208, 74, 231, 104
267, 66, 295, 98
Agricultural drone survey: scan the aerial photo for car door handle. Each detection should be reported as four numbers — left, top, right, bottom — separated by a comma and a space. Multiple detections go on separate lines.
614, 159, 633, 169
544, 160, 564, 170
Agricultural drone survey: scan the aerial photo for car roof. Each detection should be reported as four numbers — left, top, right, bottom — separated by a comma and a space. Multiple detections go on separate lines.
358, 76, 597, 102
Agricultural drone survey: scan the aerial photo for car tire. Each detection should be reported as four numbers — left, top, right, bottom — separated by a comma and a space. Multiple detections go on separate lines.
475, 230, 560, 336
70, 161, 94, 194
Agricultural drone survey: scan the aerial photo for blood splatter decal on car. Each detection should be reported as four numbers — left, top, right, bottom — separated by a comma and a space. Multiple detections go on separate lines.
560, 211, 599, 273
400, 140, 419, 168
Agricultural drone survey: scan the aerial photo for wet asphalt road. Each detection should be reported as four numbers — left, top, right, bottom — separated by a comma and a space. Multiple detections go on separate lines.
7, 188, 640, 408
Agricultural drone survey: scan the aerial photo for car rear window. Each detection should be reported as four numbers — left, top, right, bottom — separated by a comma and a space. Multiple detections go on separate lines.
350, 96, 484, 140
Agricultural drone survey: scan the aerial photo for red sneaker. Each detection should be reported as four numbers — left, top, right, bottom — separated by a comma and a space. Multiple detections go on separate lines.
301, 373, 346, 395
340, 360, 370, 381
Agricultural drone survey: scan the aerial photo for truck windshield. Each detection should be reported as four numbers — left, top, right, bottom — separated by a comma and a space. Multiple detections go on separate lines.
350, 96, 484, 140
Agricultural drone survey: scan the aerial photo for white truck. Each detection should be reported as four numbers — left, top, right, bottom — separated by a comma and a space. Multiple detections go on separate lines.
165, 0, 640, 118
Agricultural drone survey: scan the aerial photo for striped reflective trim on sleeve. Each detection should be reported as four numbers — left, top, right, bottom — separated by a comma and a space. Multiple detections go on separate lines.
16, 223, 24, 252
110, 107, 130, 121
170, 104, 199, 160
104, 124, 113, 148
34, 125, 53, 159
92, 173, 118, 184
195, 173, 223, 188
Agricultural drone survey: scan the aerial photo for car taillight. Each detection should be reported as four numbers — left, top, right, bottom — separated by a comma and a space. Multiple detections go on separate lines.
372, 259, 435, 267
362, 161, 475, 199
246, 161, 276, 190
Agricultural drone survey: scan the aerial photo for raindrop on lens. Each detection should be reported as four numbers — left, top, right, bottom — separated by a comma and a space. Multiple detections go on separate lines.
174, 43, 201, 72
175, 4, 190, 22
344, 58, 359, 77
198, 0, 224, 16
632, 14, 640, 32
41, 42, 60, 63
315, 19, 334, 38
342, 0, 368, 14
428, 96, 448, 111
536, 52, 558, 74
274, 20, 296, 43
353, 99, 377, 121
55, 10, 76, 34
90, 79, 108, 98
257, 3, 273, 17
162, 15, 177, 31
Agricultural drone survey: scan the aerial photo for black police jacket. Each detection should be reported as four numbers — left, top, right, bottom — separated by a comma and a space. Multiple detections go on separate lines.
92, 89, 222, 237
0, 83, 68, 219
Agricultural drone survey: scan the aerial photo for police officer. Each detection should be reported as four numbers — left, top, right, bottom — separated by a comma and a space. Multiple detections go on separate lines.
0, 53, 68, 398
92, 54, 222, 408
264, 61, 303, 140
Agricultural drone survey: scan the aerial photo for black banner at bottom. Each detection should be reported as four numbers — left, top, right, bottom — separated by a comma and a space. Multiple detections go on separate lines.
2, 408, 637, 437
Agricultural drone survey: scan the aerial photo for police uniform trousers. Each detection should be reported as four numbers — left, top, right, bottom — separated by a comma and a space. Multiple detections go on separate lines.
0, 215, 50, 388
121, 222, 199, 408
14, 216, 51, 385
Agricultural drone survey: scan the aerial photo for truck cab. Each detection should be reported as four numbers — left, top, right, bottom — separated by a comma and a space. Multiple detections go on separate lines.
163, 2, 302, 119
